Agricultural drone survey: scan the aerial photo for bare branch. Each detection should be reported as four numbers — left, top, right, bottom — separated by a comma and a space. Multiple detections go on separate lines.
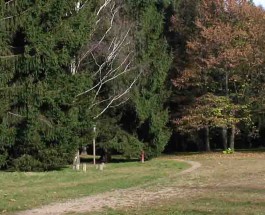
91, 59, 132, 103
76, 1, 119, 71
97, 0, 112, 16
0, 7, 31, 22
5, 0, 16, 4
89, 96, 114, 110
94, 70, 143, 119
8, 111, 24, 118
76, 27, 133, 98
73, 0, 139, 119
7, 112, 53, 128
110, 98, 130, 108
76, 60, 134, 98
0, 55, 20, 59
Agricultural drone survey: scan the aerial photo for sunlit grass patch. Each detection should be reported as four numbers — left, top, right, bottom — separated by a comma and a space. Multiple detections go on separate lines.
0, 158, 187, 213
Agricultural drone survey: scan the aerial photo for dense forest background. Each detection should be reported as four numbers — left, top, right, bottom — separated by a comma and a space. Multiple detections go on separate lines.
1, 0, 265, 171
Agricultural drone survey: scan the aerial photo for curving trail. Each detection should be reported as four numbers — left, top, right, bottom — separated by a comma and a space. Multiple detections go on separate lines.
174, 159, 201, 175
17, 159, 201, 215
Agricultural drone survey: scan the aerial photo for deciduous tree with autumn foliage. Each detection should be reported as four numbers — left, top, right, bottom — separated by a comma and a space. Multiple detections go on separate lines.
172, 0, 265, 151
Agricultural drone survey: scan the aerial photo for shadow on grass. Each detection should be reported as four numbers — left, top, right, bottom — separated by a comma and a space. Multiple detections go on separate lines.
80, 156, 139, 164
1, 155, 141, 173
236, 148, 265, 153
1, 165, 69, 173
171, 148, 265, 157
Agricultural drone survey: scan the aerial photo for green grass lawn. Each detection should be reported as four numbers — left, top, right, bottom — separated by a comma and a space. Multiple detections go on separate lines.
0, 158, 187, 213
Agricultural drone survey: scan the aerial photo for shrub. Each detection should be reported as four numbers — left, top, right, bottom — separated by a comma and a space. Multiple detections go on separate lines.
13, 155, 42, 172
223, 148, 234, 154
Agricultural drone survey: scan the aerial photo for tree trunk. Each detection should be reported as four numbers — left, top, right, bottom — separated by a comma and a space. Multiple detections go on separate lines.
181, 137, 187, 152
225, 71, 229, 96
205, 126, 210, 152
99, 149, 111, 163
222, 126, 228, 150
230, 125, 235, 151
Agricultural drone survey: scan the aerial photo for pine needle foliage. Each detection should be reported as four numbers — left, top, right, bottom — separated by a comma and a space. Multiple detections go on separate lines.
128, 1, 172, 158
0, 0, 98, 171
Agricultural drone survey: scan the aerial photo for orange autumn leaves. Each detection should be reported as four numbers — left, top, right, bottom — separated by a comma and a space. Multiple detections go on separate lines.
173, 0, 265, 132
188, 0, 265, 71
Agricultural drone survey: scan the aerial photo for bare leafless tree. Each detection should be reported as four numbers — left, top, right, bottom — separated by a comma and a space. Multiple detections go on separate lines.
73, 0, 141, 119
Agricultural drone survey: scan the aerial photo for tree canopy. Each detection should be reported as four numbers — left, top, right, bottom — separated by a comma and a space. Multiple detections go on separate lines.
1, 0, 265, 171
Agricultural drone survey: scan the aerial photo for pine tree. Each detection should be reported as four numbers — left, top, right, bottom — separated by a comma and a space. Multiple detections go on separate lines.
0, 0, 98, 170
128, 2, 172, 158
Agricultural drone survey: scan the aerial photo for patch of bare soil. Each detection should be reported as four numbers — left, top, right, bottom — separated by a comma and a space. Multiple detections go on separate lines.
18, 152, 265, 215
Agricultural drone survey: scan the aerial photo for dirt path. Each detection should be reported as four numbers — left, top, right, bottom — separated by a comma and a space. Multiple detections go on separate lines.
17, 159, 201, 215
176, 159, 201, 175
18, 153, 265, 215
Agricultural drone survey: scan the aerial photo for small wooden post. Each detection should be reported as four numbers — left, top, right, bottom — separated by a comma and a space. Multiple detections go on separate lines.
141, 151, 145, 163
73, 151, 80, 170
99, 163, 105, 171
82, 163, 87, 172
93, 125, 96, 165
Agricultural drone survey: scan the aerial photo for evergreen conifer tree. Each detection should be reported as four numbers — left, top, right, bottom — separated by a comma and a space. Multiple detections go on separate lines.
128, 1, 172, 158
0, 1, 98, 170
